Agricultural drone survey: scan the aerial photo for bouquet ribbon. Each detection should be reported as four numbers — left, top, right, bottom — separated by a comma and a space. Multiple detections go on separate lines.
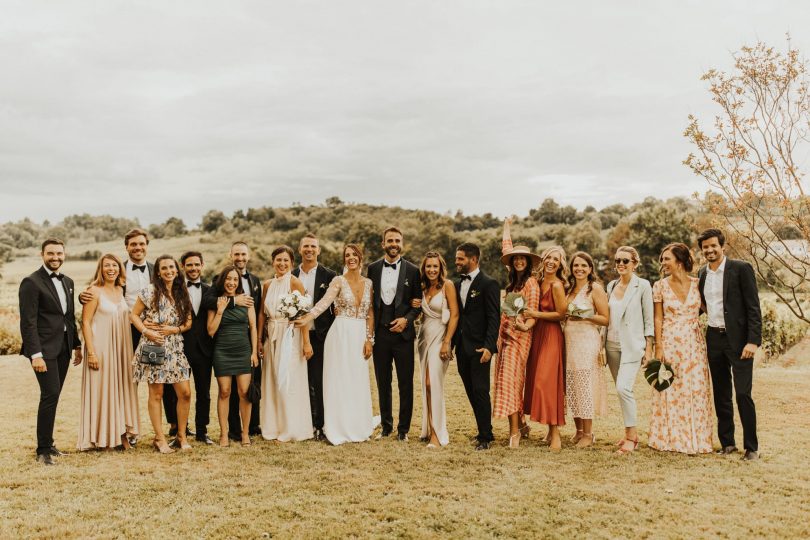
275, 324, 295, 393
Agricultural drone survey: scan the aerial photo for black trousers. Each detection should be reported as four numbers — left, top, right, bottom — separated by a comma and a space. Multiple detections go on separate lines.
34, 334, 71, 455
372, 329, 415, 435
707, 328, 758, 452
163, 351, 213, 434
456, 344, 493, 442
308, 332, 326, 430
228, 366, 261, 436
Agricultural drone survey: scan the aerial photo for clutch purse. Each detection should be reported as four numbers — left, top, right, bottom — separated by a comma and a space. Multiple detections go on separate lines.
139, 343, 166, 365
247, 366, 261, 404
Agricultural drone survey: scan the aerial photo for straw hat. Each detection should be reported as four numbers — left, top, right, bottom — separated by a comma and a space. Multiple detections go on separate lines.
501, 245, 542, 267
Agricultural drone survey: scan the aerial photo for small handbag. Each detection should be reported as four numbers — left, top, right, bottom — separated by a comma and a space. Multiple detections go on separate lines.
139, 343, 166, 365
247, 366, 261, 404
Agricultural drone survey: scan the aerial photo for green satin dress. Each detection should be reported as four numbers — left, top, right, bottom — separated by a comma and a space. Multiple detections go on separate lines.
211, 304, 251, 377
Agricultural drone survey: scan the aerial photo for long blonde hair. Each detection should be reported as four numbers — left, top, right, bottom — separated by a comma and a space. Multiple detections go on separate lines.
90, 253, 126, 288
537, 246, 567, 284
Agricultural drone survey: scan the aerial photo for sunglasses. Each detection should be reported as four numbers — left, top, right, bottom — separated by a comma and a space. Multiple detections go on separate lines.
614, 258, 632, 265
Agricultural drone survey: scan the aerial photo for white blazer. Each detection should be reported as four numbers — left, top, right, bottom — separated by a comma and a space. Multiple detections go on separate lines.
605, 274, 654, 363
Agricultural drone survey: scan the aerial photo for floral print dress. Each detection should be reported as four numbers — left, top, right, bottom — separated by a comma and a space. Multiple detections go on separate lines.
132, 285, 191, 385
648, 277, 714, 454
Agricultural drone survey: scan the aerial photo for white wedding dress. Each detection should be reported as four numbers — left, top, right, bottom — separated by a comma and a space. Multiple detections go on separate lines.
260, 273, 313, 441
310, 275, 378, 445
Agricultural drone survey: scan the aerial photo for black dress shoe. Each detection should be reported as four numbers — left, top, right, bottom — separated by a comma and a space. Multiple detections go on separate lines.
742, 450, 759, 461
186, 427, 196, 437
196, 434, 214, 445
228, 432, 241, 442
36, 453, 55, 465
313, 428, 326, 441
248, 429, 262, 437
716, 446, 738, 455
397, 433, 409, 442
475, 441, 491, 451
168, 437, 180, 449
168, 426, 178, 437
375, 429, 392, 440
48, 446, 66, 457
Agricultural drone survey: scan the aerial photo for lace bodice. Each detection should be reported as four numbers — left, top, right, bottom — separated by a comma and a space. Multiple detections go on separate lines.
310, 275, 372, 320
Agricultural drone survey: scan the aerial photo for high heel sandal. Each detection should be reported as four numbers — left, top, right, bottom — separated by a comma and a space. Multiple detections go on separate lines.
153, 440, 175, 454
576, 433, 595, 448
519, 423, 531, 438
508, 433, 521, 449
177, 439, 193, 452
615, 438, 639, 455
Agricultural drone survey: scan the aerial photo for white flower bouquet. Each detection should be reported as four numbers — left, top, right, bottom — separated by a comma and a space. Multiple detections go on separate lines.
501, 292, 527, 318
276, 290, 313, 321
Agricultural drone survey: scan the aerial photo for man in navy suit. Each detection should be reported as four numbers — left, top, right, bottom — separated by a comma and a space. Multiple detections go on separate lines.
19, 239, 82, 465
697, 229, 762, 461
292, 234, 337, 440
453, 242, 500, 451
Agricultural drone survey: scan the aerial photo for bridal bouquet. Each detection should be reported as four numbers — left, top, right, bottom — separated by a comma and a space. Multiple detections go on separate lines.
501, 292, 527, 318
276, 290, 312, 321
644, 359, 675, 392
567, 301, 594, 319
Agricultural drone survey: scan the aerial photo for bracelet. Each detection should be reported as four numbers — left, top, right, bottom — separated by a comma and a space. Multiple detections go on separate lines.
87, 352, 97, 358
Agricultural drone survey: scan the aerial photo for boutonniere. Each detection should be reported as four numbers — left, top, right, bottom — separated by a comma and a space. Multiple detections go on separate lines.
404, 279, 410, 287
470, 290, 480, 298
319, 283, 327, 290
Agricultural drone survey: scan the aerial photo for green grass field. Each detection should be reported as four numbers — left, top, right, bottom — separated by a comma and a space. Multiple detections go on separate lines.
0, 341, 808, 538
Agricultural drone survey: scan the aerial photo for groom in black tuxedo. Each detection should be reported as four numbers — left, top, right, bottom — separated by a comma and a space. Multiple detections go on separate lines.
164, 251, 215, 444
18, 239, 82, 465
292, 233, 337, 440
697, 229, 762, 461
367, 227, 422, 441
453, 242, 500, 451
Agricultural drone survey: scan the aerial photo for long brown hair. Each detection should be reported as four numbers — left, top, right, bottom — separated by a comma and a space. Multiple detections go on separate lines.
90, 253, 126, 289
214, 266, 245, 296
151, 255, 192, 324
506, 254, 533, 293
420, 251, 447, 292
567, 251, 600, 295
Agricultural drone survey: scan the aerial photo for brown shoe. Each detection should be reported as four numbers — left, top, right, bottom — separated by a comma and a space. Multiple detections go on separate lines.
742, 450, 759, 461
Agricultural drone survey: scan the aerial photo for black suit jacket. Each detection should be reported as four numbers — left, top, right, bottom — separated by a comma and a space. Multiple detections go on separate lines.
453, 270, 500, 358
19, 267, 81, 360
184, 282, 214, 360
698, 258, 762, 353
292, 264, 337, 341
367, 258, 422, 341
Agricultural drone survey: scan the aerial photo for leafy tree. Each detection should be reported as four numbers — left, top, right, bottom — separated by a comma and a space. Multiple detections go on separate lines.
622, 201, 694, 279
685, 40, 810, 322
201, 210, 227, 233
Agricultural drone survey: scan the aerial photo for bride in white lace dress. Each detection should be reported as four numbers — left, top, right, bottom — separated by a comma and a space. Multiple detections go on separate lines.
295, 244, 378, 445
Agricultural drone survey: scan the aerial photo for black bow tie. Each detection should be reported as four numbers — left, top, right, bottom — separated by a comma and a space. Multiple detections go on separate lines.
460, 274, 471, 281
49, 272, 64, 281
132, 264, 146, 273
241, 273, 249, 280
187, 281, 201, 288
383, 261, 399, 269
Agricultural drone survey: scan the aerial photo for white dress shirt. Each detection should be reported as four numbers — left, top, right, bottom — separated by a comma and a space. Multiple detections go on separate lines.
241, 273, 251, 297
125, 260, 150, 309
459, 267, 480, 308
380, 258, 401, 306
299, 265, 317, 298
187, 280, 202, 315
705, 257, 727, 329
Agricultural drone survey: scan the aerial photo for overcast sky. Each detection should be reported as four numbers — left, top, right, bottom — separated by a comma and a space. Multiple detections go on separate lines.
1, 1, 809, 226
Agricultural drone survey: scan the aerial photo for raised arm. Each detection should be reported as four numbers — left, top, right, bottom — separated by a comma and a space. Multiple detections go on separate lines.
309, 276, 340, 319
502, 217, 514, 257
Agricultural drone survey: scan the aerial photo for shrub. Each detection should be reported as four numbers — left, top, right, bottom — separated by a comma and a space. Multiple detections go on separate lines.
0, 310, 21, 356
761, 302, 809, 359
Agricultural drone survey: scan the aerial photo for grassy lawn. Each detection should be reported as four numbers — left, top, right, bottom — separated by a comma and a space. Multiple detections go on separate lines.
0, 342, 808, 539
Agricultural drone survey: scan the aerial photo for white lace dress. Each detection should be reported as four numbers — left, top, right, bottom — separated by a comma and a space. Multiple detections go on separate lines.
309, 275, 378, 445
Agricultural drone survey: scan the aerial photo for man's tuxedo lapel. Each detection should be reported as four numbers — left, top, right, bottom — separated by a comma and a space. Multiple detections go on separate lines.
37, 267, 63, 313
722, 260, 731, 306
394, 261, 407, 307
465, 272, 484, 312
314, 265, 327, 301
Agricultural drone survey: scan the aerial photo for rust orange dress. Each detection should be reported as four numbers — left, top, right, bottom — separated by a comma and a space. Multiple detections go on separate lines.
493, 276, 540, 418
523, 286, 565, 426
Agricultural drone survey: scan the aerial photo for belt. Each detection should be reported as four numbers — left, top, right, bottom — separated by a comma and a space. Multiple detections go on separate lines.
708, 326, 726, 334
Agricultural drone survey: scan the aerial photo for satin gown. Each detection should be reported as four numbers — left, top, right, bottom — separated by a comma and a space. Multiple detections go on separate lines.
260, 273, 313, 442
416, 290, 450, 445
523, 286, 566, 426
